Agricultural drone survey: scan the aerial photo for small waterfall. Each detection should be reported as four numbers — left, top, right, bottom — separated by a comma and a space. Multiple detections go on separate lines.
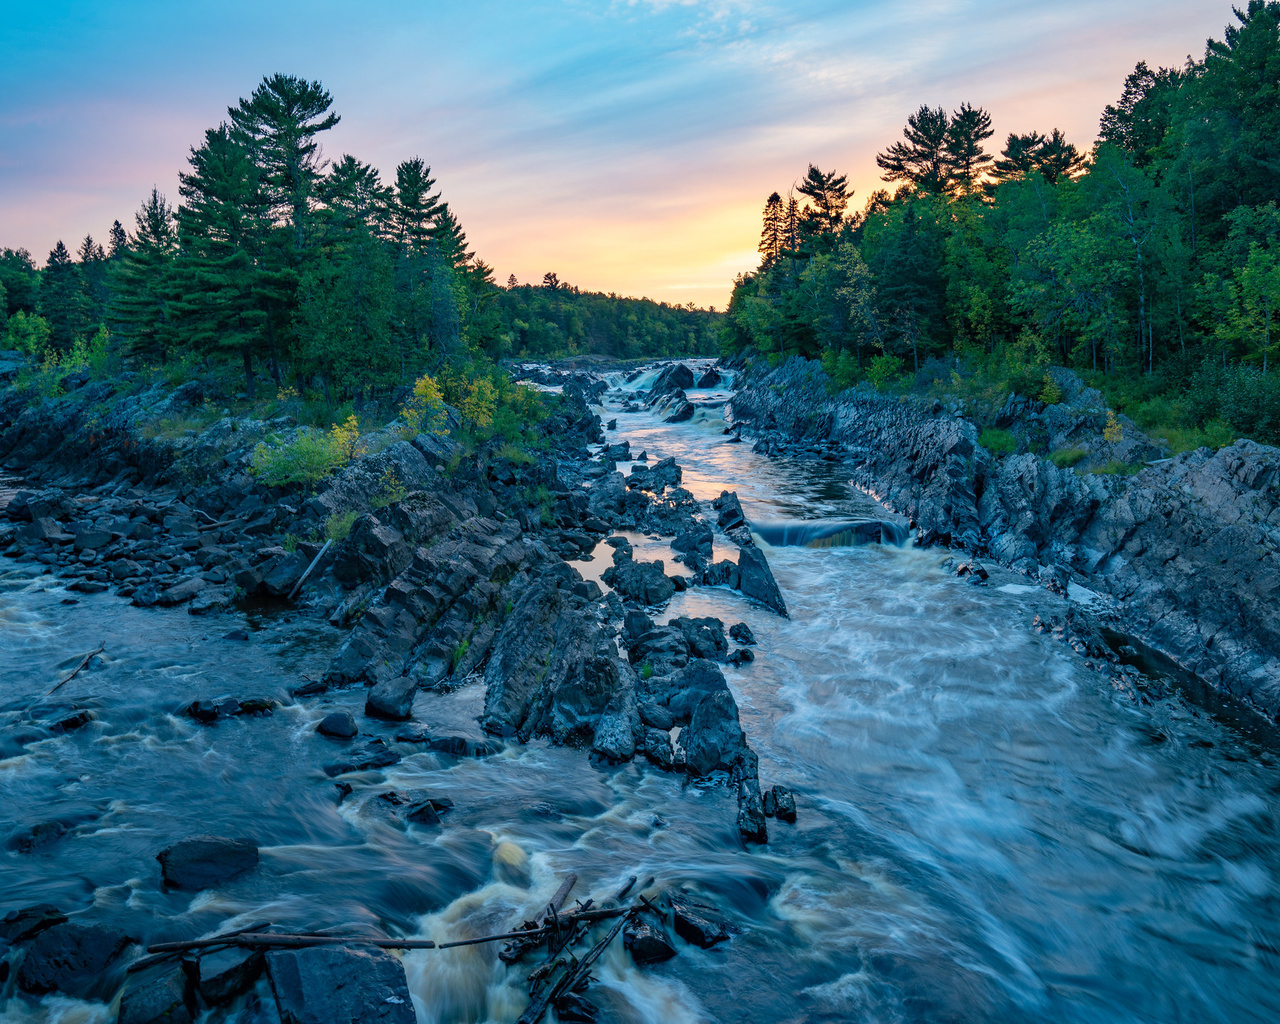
751, 518, 910, 549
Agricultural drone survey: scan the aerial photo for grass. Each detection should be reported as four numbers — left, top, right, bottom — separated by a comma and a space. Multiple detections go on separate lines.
1049, 448, 1088, 468
1091, 460, 1143, 476
979, 427, 1017, 454
325, 510, 358, 542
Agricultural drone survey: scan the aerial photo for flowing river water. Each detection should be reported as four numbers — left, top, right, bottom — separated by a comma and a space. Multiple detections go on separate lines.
2, 373, 1280, 1023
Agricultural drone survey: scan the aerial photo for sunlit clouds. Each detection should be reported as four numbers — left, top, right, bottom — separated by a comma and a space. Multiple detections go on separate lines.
0, 0, 1231, 308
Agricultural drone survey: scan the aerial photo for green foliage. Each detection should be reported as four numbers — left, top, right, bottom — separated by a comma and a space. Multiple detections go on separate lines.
1049, 448, 1088, 468
401, 373, 447, 436
283, 533, 299, 553
1092, 459, 1143, 476
451, 638, 470, 670
640, 663, 653, 680
249, 424, 351, 488
325, 509, 358, 542
980, 427, 1017, 453
866, 353, 902, 392
1039, 373, 1063, 404
370, 469, 407, 509
6, 310, 51, 356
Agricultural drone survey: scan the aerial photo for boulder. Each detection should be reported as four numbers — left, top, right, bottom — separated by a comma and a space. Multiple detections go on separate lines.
24, 517, 72, 543
323, 739, 402, 777
602, 555, 675, 607
683, 689, 748, 776
727, 648, 755, 666
0, 904, 67, 943
554, 993, 601, 1023
668, 893, 730, 948
736, 781, 768, 844
331, 514, 410, 587
158, 836, 258, 890
696, 367, 722, 388
728, 622, 756, 645
263, 552, 310, 596
365, 676, 417, 720
623, 917, 677, 965
649, 363, 695, 395
736, 546, 788, 618
190, 947, 265, 1004
16, 921, 132, 998
265, 945, 416, 1024
156, 577, 206, 606
72, 527, 113, 552
318, 711, 359, 738
6, 819, 66, 852
671, 522, 713, 558
771, 785, 797, 823
118, 964, 195, 1024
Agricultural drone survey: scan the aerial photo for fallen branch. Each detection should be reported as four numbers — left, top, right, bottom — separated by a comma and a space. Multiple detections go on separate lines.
45, 642, 105, 697
148, 931, 438, 954
287, 538, 333, 600
129, 920, 271, 972
500, 872, 578, 964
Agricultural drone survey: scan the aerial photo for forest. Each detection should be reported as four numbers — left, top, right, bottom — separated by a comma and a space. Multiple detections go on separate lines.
0, 73, 716, 415
724, 1, 1280, 448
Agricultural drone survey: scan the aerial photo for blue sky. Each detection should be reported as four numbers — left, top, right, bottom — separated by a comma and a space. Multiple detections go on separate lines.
0, 1, 1231, 307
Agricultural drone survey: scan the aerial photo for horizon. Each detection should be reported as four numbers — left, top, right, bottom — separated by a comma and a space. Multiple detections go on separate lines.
2, 1, 1229, 309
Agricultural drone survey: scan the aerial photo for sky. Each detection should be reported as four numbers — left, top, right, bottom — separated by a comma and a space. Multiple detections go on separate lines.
0, 0, 1235, 309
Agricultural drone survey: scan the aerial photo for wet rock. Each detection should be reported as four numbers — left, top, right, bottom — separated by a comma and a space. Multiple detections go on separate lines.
5, 820, 66, 853
650, 363, 695, 396
265, 944, 415, 1024
365, 676, 417, 720
606, 419, 617, 431
736, 781, 768, 844
684, 689, 749, 777
554, 992, 601, 1023
190, 947, 264, 1005
602, 554, 675, 606
318, 711, 359, 738
696, 367, 722, 388
727, 648, 755, 666
331, 514, 411, 587
636, 456, 682, 491
638, 701, 674, 731
624, 608, 655, 642
156, 576, 205, 606
736, 546, 788, 618
131, 583, 161, 607
263, 551, 309, 596
16, 920, 132, 998
623, 917, 677, 965
671, 522, 713, 558
24, 517, 72, 543
186, 696, 242, 723
158, 835, 259, 890
668, 893, 731, 948
72, 527, 112, 552
118, 963, 196, 1024
323, 739, 402, 777
223, 629, 249, 641
0, 904, 67, 943
67, 579, 109, 594
728, 622, 756, 645
664, 397, 695, 424
771, 785, 797, 823
641, 727, 675, 769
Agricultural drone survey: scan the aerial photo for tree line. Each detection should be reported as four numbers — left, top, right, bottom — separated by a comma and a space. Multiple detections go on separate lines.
0, 74, 717, 404
725, 1, 1280, 445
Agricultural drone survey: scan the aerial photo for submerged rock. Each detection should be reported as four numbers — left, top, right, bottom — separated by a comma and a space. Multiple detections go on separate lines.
158, 835, 259, 890
624, 917, 677, 965
317, 711, 359, 738
16, 920, 132, 998
191, 947, 265, 1005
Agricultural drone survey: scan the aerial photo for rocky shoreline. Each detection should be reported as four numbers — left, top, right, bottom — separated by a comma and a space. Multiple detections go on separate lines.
0, 357, 794, 1020
727, 355, 1280, 719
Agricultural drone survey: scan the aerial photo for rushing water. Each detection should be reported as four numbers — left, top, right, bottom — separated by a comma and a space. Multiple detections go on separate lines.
3, 374, 1280, 1023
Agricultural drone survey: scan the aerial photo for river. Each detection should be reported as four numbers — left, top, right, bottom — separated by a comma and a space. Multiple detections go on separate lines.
2, 372, 1278, 1023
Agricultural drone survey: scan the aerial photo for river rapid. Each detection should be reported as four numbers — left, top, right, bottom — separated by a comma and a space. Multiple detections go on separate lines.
2, 371, 1279, 1023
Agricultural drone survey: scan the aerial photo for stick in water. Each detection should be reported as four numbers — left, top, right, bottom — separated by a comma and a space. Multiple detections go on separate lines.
287, 538, 333, 600
45, 641, 105, 697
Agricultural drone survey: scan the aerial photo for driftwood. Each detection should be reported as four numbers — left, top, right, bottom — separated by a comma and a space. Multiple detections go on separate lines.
128, 920, 272, 972
148, 931, 439, 954
287, 538, 333, 600
499, 872, 579, 964
45, 642, 105, 697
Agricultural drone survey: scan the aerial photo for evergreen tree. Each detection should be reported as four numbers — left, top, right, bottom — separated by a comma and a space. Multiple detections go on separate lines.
876, 105, 953, 194
392, 157, 442, 251
77, 234, 109, 327
796, 166, 850, 236
108, 220, 129, 259
108, 188, 177, 360
433, 203, 474, 269
992, 132, 1046, 181
41, 241, 88, 350
758, 192, 784, 268
0, 248, 39, 317
1099, 60, 1183, 166
945, 102, 994, 191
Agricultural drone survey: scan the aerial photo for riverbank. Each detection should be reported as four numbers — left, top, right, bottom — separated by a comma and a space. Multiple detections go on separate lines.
727, 355, 1280, 721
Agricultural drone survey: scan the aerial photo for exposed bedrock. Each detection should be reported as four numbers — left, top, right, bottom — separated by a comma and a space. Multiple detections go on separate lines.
729, 357, 1280, 713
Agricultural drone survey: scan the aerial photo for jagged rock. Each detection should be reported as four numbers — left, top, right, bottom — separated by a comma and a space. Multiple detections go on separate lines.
263, 551, 310, 596
554, 993, 601, 1023
365, 676, 417, 720
0, 904, 67, 943
736, 546, 788, 618
16, 921, 132, 998
623, 917, 677, 965
683, 689, 749, 776
671, 522, 712, 557
631, 456, 681, 492
727, 648, 754, 666
318, 711, 359, 738
696, 367, 722, 388
664, 397, 695, 423
668, 893, 730, 947
771, 785, 797, 823
118, 964, 196, 1024
736, 781, 768, 843
728, 622, 756, 645
265, 945, 415, 1024
6, 820, 66, 852
158, 836, 258, 890
190, 947, 265, 1005
650, 363, 695, 396
331, 514, 410, 587
323, 739, 402, 777
602, 554, 674, 606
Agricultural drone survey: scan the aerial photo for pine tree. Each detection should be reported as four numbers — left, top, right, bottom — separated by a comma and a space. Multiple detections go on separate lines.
876, 105, 953, 193
992, 132, 1047, 181
77, 235, 109, 327
796, 166, 850, 236
0, 249, 39, 318
1036, 129, 1087, 184
108, 220, 129, 258
758, 192, 784, 268
108, 188, 177, 360
41, 241, 88, 350
433, 203, 474, 269
392, 157, 442, 251
784, 194, 800, 252
228, 74, 340, 255
945, 103, 994, 191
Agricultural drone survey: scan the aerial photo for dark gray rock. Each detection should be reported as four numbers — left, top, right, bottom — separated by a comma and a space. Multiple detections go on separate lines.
736, 781, 768, 844
16, 921, 132, 998
728, 622, 756, 645
6, 819, 66, 852
158, 836, 258, 890
331, 514, 410, 587
736, 545, 788, 618
323, 739, 402, 777
365, 676, 417, 720
638, 701, 674, 731
156, 576, 205, 606
602, 554, 675, 606
671, 522, 713, 558
554, 992, 601, 1023
683, 688, 748, 776
318, 711, 359, 738
696, 367, 722, 388
0, 904, 67, 943
668, 893, 730, 948
649, 363, 695, 395
265, 945, 415, 1024
263, 551, 310, 596
191, 947, 265, 1004
771, 785, 797, 823
727, 647, 755, 666
118, 964, 195, 1024
623, 917, 676, 965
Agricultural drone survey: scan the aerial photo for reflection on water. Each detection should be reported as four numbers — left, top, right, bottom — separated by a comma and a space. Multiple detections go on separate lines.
1, 377, 1278, 1023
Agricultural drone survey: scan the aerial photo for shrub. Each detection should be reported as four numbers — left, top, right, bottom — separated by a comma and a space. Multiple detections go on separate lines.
370, 469, 407, 509
250, 428, 348, 488
1092, 459, 1142, 476
6, 311, 51, 356
402, 374, 448, 436
325, 510, 358, 542
1039, 373, 1063, 405
979, 427, 1017, 454
1103, 410, 1123, 444
1049, 448, 1087, 468
820, 350, 862, 394
867, 353, 901, 393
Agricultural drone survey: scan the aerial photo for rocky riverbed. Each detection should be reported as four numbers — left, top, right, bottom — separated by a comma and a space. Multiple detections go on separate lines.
3, 354, 1280, 1023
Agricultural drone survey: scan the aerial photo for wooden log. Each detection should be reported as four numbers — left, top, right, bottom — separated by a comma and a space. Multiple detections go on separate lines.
287, 538, 333, 600
45, 642, 105, 697
499, 872, 578, 964
128, 920, 271, 972
146, 932, 438, 954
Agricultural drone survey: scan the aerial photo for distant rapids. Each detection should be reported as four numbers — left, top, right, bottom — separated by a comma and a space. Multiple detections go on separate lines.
751, 518, 911, 549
